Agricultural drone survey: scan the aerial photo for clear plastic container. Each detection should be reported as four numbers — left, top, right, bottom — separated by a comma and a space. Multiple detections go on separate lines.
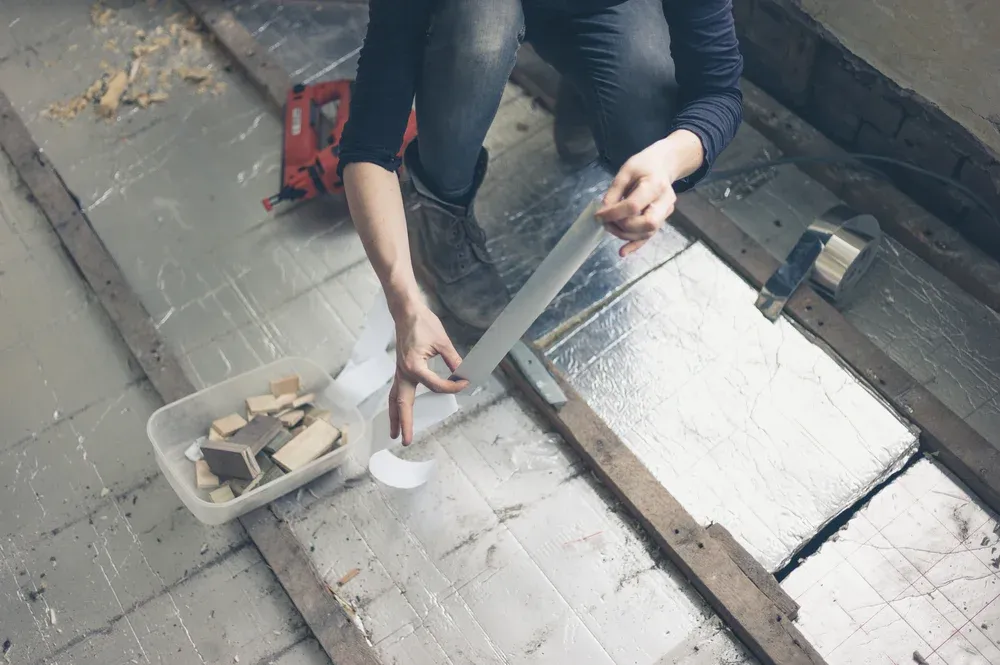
146, 357, 367, 525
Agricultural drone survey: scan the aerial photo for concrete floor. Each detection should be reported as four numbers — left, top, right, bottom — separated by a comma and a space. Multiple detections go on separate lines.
0, 155, 327, 664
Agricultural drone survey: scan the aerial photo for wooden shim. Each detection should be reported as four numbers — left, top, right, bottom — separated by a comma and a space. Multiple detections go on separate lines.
270, 374, 301, 397
272, 420, 340, 473
670, 192, 1000, 515
0, 87, 382, 665
707, 523, 799, 621
501, 357, 825, 665
212, 412, 248, 437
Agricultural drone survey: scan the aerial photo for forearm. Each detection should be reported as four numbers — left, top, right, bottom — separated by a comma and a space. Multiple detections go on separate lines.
343, 162, 423, 319
656, 128, 706, 183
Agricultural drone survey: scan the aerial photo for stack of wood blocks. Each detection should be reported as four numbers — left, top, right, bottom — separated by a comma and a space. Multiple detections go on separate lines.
190, 374, 345, 503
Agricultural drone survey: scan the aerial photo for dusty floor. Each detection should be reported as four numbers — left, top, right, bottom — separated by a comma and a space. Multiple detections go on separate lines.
0, 154, 327, 663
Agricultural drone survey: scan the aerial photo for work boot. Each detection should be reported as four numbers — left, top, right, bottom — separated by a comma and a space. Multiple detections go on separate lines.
403, 141, 511, 333
553, 78, 598, 168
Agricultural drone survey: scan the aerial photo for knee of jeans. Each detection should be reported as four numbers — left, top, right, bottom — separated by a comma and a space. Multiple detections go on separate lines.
429, 0, 524, 71
598, 57, 679, 169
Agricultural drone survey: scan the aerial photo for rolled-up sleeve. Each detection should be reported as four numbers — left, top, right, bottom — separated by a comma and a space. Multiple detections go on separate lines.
337, 0, 431, 178
662, 0, 744, 190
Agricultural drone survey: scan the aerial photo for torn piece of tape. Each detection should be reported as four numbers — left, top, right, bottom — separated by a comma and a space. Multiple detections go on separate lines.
367, 391, 458, 489
350, 290, 394, 365
368, 451, 436, 490
334, 352, 396, 408
336, 291, 458, 490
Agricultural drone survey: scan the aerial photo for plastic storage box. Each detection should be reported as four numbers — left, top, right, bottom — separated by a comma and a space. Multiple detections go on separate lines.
147, 357, 366, 525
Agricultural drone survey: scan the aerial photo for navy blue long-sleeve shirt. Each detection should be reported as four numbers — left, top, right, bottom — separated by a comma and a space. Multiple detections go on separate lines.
338, 0, 743, 190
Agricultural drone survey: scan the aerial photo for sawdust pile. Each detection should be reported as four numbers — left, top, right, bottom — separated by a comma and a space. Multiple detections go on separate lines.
44, 3, 227, 122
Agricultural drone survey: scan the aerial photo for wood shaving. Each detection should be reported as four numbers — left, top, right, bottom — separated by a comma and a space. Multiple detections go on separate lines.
45, 8, 215, 121
177, 66, 212, 83
99, 70, 129, 118
134, 91, 169, 108
91, 4, 115, 27
128, 58, 142, 82
132, 35, 171, 57
44, 79, 104, 120
337, 568, 361, 587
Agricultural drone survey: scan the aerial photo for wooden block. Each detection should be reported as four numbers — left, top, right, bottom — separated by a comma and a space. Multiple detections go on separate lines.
200, 441, 261, 480
270, 374, 301, 397
231, 456, 271, 496
302, 406, 332, 427
211, 413, 247, 437
272, 420, 341, 472
292, 393, 315, 409
230, 415, 284, 455
195, 459, 220, 489
246, 394, 282, 415
209, 485, 236, 503
208, 428, 223, 442
279, 409, 305, 428
275, 393, 296, 409
232, 456, 286, 496
99, 70, 128, 117
264, 429, 294, 456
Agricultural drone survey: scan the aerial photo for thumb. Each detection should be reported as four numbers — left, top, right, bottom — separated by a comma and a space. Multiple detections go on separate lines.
602, 166, 632, 209
436, 338, 464, 373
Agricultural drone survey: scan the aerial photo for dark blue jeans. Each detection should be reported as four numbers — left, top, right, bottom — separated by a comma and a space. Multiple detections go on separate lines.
415, 0, 678, 202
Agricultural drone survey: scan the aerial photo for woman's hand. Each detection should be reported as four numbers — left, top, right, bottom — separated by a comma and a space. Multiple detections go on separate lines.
388, 303, 468, 445
597, 130, 704, 257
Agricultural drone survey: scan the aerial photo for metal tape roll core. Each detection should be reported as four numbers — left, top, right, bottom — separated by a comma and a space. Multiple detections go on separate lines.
756, 204, 882, 321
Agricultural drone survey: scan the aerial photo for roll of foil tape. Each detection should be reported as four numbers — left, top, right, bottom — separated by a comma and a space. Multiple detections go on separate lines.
756, 205, 881, 322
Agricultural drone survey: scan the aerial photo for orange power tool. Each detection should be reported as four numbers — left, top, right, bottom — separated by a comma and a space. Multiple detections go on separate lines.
262, 79, 418, 211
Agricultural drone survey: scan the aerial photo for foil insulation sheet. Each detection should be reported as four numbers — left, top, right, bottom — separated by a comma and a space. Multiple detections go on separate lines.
547, 241, 919, 571
784, 459, 1000, 664
703, 125, 1000, 451
272, 396, 756, 665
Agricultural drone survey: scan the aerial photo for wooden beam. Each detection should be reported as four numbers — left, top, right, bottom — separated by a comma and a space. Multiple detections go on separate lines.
0, 89, 383, 665
501, 358, 824, 665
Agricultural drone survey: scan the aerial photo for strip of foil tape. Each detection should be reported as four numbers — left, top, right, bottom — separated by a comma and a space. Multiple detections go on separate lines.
356, 200, 604, 488
756, 204, 882, 321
